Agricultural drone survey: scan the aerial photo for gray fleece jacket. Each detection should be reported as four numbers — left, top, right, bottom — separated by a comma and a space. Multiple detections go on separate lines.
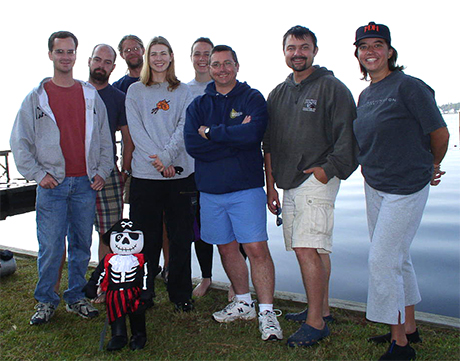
10, 78, 114, 185
263, 66, 358, 190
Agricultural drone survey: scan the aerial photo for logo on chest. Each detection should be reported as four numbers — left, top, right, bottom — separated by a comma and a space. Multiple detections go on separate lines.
230, 108, 243, 119
151, 99, 170, 114
35, 107, 46, 120
302, 99, 317, 112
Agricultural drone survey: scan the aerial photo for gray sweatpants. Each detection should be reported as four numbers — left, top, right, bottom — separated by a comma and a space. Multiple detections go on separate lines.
365, 182, 429, 325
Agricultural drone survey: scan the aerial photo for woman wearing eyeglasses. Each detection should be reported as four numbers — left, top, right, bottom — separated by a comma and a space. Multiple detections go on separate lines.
353, 22, 449, 360
126, 36, 196, 314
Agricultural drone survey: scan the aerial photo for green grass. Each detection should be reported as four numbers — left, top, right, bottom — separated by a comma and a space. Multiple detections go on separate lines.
1, 256, 459, 360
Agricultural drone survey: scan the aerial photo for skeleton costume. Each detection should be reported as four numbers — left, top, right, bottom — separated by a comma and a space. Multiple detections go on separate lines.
101, 252, 146, 323
84, 219, 153, 351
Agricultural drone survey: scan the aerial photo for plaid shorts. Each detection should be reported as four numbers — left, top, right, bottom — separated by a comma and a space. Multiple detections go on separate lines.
95, 168, 124, 234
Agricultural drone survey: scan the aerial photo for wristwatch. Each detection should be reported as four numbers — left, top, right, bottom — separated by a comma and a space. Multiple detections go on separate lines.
204, 127, 211, 140
122, 169, 132, 177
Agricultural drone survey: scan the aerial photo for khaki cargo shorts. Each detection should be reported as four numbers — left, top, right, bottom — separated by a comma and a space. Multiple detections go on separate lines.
282, 175, 340, 254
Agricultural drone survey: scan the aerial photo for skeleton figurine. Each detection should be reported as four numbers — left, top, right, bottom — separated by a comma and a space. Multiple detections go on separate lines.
84, 219, 153, 351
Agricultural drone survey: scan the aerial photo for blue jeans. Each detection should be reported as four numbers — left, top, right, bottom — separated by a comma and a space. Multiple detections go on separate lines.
35, 176, 96, 307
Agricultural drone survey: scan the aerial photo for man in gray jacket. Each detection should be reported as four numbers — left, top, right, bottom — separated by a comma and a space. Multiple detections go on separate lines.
263, 26, 358, 347
10, 31, 113, 325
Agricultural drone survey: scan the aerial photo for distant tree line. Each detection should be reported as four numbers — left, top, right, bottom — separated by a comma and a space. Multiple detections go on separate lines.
439, 102, 460, 113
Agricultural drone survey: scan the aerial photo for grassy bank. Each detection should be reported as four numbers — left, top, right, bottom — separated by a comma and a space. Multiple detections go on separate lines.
0, 256, 458, 360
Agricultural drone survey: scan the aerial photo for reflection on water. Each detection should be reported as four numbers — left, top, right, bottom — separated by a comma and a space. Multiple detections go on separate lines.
203, 116, 460, 318
1, 116, 459, 318
211, 148, 460, 318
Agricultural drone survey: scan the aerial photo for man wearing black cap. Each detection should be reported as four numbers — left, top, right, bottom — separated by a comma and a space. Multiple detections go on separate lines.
263, 25, 358, 347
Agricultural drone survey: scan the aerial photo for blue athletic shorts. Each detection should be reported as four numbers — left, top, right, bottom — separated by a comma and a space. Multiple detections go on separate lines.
199, 187, 268, 245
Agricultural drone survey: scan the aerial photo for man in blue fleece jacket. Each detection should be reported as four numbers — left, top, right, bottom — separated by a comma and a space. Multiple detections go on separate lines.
185, 45, 283, 342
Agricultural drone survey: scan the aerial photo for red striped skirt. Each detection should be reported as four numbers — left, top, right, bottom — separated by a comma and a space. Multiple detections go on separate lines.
106, 287, 141, 323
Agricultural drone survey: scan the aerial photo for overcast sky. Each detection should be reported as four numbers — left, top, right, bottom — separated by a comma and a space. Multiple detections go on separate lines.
1, 0, 458, 148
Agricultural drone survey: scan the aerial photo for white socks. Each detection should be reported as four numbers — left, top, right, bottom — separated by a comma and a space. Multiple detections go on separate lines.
235, 294, 273, 313
259, 304, 274, 313
235, 293, 252, 304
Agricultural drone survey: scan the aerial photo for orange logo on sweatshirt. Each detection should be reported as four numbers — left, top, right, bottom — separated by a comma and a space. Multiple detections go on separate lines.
151, 99, 170, 114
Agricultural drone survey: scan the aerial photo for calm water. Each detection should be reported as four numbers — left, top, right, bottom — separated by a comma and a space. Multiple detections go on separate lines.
1, 115, 459, 318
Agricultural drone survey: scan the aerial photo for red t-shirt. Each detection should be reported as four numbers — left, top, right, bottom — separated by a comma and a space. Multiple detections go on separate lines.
45, 80, 87, 177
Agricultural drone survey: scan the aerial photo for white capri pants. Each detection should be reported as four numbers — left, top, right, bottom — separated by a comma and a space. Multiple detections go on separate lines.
365, 182, 429, 325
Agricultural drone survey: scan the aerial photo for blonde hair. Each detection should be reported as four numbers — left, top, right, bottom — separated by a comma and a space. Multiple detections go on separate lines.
140, 36, 180, 91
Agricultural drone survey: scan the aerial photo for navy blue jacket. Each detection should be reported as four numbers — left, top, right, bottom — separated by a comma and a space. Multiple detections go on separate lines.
185, 81, 267, 194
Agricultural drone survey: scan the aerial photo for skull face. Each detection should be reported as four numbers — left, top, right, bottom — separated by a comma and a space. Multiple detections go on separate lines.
110, 230, 144, 255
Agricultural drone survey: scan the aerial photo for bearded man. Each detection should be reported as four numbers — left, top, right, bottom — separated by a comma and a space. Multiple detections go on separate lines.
88, 44, 134, 262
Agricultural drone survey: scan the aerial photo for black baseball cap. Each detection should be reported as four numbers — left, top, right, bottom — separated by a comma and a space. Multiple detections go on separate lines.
354, 22, 391, 45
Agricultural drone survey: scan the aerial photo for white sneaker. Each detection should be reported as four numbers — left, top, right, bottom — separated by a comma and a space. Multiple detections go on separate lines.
258, 310, 283, 341
212, 299, 256, 323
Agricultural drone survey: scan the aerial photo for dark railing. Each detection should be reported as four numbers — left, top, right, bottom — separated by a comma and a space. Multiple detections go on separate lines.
0, 149, 37, 220
0, 150, 11, 184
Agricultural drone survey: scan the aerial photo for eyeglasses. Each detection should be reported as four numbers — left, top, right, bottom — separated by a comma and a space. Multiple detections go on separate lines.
53, 49, 76, 55
276, 207, 283, 227
210, 60, 235, 69
123, 46, 141, 54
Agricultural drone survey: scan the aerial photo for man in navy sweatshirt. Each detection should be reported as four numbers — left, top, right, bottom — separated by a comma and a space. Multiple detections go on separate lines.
185, 45, 283, 342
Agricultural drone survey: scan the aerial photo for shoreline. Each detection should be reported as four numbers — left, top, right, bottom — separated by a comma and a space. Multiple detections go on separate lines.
5, 244, 459, 330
